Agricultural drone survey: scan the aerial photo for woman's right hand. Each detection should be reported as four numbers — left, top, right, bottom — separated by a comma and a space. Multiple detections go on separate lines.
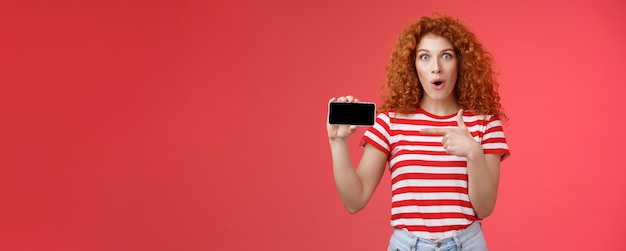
327, 95, 359, 141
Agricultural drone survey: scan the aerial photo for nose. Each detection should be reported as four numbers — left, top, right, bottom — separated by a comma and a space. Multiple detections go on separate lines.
431, 60, 442, 74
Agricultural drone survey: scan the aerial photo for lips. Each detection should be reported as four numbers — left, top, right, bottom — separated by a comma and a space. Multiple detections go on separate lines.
430, 79, 445, 90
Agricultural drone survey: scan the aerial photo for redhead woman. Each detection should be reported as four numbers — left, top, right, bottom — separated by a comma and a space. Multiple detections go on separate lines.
327, 15, 510, 251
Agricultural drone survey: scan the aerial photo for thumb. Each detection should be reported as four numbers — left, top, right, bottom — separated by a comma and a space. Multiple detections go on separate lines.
456, 109, 467, 129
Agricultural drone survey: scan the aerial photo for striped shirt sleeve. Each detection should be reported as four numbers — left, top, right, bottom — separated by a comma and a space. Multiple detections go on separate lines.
360, 112, 392, 155
481, 115, 510, 161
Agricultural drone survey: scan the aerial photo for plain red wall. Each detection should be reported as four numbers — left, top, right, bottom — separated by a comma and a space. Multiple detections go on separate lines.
2, 0, 625, 250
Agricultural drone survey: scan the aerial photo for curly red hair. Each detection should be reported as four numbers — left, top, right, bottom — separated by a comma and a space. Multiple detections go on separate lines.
380, 15, 506, 120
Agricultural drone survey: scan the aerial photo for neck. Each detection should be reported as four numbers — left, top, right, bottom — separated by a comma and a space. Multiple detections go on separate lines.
418, 96, 460, 116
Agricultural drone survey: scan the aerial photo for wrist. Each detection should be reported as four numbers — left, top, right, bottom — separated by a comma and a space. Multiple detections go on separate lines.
466, 143, 484, 160
328, 137, 349, 145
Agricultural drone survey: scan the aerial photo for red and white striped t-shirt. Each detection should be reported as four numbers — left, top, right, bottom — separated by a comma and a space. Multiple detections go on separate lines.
361, 107, 510, 240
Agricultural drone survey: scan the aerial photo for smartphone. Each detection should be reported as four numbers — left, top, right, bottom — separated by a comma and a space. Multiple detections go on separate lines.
328, 102, 376, 126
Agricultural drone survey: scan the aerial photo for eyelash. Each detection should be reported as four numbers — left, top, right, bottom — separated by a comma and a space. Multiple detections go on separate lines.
419, 53, 454, 61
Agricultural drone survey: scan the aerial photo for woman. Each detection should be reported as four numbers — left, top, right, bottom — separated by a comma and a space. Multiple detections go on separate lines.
327, 15, 510, 250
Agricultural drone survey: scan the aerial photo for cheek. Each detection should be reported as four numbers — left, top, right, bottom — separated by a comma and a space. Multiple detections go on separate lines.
446, 64, 459, 81
451, 61, 459, 74
415, 63, 428, 82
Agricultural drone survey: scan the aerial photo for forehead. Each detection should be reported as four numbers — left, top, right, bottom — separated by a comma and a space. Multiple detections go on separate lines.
417, 33, 453, 50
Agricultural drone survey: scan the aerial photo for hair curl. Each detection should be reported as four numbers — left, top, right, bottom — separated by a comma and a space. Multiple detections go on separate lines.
380, 15, 506, 120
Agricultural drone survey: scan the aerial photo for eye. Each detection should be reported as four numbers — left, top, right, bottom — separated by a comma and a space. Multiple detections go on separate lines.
442, 53, 453, 59
419, 54, 430, 61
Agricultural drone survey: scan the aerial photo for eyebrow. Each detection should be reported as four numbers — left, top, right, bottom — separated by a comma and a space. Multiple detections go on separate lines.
417, 48, 455, 53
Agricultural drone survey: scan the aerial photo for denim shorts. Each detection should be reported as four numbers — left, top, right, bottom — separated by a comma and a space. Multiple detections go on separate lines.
387, 221, 487, 251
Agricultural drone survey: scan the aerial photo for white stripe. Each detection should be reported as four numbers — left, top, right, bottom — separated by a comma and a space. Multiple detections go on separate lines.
392, 192, 469, 202
390, 153, 466, 163
482, 142, 508, 150
390, 145, 445, 157
389, 134, 480, 144
392, 205, 475, 215
388, 112, 424, 119
368, 111, 505, 240
392, 146, 444, 156
373, 117, 391, 139
388, 112, 485, 123
392, 123, 483, 133
376, 113, 392, 139
390, 166, 467, 179
394, 145, 444, 151
378, 113, 392, 123
363, 131, 389, 152
390, 134, 441, 143
392, 180, 467, 191
486, 119, 503, 127
484, 131, 505, 139
391, 218, 472, 227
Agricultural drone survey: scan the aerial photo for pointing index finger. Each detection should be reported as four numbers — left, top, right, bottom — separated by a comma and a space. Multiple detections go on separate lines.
456, 109, 467, 129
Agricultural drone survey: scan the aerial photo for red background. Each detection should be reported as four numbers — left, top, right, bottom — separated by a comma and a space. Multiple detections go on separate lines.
2, 0, 625, 250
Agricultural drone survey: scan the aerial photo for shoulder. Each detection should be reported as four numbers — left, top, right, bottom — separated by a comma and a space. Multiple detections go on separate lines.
462, 110, 503, 124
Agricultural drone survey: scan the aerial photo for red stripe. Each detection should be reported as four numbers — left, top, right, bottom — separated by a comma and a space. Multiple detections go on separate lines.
390, 129, 436, 136
391, 140, 442, 148
393, 186, 468, 194
377, 116, 391, 132
361, 137, 389, 155
388, 118, 484, 128
390, 150, 449, 161
394, 149, 447, 155
390, 118, 457, 127
360, 116, 391, 154
484, 149, 509, 155
482, 137, 507, 144
485, 126, 503, 134
391, 160, 466, 172
391, 212, 470, 220
369, 127, 389, 146
391, 199, 473, 208
375, 110, 505, 235
391, 173, 467, 184
488, 115, 501, 122
396, 223, 474, 233
389, 130, 481, 137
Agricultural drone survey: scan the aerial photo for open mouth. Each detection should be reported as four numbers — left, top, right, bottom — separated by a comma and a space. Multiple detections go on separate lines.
430, 80, 445, 90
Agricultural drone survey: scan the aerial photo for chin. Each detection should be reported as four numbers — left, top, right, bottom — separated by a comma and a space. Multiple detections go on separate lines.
432, 95, 453, 101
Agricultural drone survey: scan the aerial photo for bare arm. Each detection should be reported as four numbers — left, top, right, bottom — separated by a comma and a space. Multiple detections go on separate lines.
327, 95, 388, 214
466, 151, 502, 219
329, 140, 387, 213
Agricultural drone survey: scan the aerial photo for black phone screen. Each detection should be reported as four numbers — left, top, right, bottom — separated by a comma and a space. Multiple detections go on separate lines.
328, 102, 376, 126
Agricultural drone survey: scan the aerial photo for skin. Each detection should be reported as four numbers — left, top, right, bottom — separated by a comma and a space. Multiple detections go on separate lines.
415, 33, 459, 116
327, 33, 502, 219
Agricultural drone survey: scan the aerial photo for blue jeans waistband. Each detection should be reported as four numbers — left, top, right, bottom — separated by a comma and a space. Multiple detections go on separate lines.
388, 221, 487, 251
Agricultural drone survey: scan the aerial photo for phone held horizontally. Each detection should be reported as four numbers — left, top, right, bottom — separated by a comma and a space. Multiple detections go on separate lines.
328, 102, 376, 126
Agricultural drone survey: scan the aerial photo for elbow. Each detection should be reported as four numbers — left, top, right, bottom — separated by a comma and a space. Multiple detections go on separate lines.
474, 206, 495, 219
347, 208, 360, 214
345, 204, 365, 214
475, 211, 492, 220
470, 193, 497, 219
